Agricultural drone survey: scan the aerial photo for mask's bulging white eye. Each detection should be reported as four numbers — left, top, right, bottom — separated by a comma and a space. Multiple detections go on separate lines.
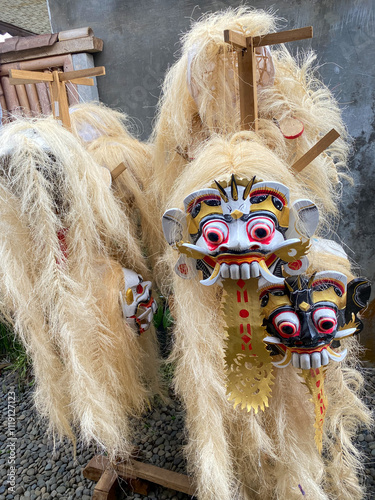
313, 307, 337, 334
273, 311, 300, 338
247, 217, 275, 242
202, 220, 228, 247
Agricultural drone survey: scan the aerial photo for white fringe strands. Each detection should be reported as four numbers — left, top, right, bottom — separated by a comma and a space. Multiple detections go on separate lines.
0, 118, 155, 459
163, 132, 371, 499
69, 102, 163, 395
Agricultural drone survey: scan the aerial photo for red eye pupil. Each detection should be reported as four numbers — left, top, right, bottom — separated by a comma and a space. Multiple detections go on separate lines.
136, 284, 143, 294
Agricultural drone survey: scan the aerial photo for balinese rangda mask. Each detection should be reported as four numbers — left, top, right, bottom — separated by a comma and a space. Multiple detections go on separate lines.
120, 269, 157, 334
260, 271, 371, 369
162, 175, 319, 286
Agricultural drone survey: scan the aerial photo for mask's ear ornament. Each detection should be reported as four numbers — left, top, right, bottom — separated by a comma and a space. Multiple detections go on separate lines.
120, 269, 158, 334
260, 271, 371, 452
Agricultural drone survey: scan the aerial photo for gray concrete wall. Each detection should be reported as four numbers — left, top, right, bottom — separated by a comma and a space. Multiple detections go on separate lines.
47, 0, 375, 341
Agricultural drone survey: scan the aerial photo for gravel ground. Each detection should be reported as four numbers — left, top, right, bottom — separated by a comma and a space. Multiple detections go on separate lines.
1, 366, 375, 500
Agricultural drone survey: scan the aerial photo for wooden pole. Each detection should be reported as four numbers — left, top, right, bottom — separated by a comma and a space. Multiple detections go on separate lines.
1, 76, 21, 116
236, 37, 258, 132
0, 80, 8, 123
25, 83, 42, 116
291, 129, 340, 173
14, 84, 32, 116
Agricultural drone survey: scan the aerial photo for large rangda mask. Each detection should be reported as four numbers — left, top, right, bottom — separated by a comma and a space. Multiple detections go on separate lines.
260, 272, 371, 369
162, 175, 319, 285
120, 269, 157, 334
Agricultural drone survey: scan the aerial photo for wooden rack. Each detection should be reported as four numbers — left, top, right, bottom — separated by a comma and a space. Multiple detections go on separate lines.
83, 455, 195, 499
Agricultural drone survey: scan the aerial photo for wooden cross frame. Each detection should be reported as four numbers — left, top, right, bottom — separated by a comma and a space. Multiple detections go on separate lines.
8, 66, 106, 129
224, 26, 313, 132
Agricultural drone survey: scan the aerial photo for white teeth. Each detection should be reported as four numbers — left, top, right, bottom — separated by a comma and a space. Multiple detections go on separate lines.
292, 352, 300, 368
240, 263, 250, 280
220, 263, 230, 278
250, 262, 260, 278
321, 349, 329, 366
300, 353, 311, 370
230, 265, 240, 279
311, 352, 322, 369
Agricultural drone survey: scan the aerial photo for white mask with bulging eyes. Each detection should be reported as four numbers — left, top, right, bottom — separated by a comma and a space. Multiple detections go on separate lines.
119, 268, 157, 334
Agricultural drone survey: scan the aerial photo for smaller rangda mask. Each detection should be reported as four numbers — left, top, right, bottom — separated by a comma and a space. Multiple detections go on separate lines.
162, 175, 319, 286
260, 271, 371, 369
119, 269, 157, 334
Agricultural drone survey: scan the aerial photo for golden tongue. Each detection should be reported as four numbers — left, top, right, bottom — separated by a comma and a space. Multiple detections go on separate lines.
223, 278, 274, 413
300, 367, 327, 454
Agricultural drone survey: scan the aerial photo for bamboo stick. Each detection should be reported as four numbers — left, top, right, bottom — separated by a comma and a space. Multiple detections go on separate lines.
25, 83, 42, 116
1, 76, 21, 116
0, 55, 69, 77
292, 129, 340, 173
14, 84, 32, 116
0, 80, 9, 123
63, 55, 79, 106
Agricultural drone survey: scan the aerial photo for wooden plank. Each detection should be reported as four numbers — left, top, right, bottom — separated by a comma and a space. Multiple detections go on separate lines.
59, 27, 94, 41
292, 129, 340, 173
0, 37, 104, 65
237, 38, 258, 132
252, 26, 313, 47
0, 55, 69, 76
224, 29, 247, 50
25, 84, 42, 116
92, 469, 118, 500
111, 162, 127, 180
50, 70, 71, 129
8, 69, 53, 85
59, 66, 105, 82
116, 460, 195, 495
15, 85, 32, 116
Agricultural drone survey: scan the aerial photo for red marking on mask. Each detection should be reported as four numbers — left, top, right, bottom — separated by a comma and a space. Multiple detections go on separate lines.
240, 309, 249, 319
178, 264, 189, 275
288, 260, 302, 271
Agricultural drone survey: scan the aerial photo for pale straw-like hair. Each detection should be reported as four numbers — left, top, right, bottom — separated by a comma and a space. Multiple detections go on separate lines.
163, 133, 371, 499
0, 118, 156, 459
150, 7, 350, 286
69, 102, 162, 396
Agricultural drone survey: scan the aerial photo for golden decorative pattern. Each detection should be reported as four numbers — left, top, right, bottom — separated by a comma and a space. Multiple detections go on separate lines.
300, 367, 327, 453
223, 278, 274, 413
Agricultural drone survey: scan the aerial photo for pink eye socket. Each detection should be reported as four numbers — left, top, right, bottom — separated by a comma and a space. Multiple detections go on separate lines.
202, 221, 229, 248
312, 307, 337, 334
249, 223, 272, 241
273, 311, 300, 338
204, 227, 225, 244
247, 217, 275, 243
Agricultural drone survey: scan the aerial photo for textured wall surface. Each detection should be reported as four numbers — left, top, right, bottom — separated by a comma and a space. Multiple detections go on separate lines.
1, 0, 51, 34
47, 0, 375, 347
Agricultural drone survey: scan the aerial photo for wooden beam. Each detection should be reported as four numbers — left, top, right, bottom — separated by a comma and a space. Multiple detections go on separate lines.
111, 162, 127, 180
224, 29, 247, 50
119, 460, 195, 495
70, 77, 94, 86
50, 70, 71, 129
0, 37, 103, 65
291, 129, 340, 173
59, 66, 105, 82
8, 69, 53, 85
83, 455, 195, 496
92, 469, 118, 500
236, 38, 258, 132
0, 55, 70, 77
252, 26, 313, 47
